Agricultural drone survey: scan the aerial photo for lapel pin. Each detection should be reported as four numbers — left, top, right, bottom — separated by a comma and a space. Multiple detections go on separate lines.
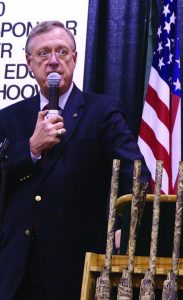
73, 113, 78, 118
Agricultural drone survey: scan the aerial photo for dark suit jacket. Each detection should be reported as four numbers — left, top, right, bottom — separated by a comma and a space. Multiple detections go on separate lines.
0, 84, 151, 300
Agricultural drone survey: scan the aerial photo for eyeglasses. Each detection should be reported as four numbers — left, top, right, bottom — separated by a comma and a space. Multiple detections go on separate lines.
29, 48, 73, 61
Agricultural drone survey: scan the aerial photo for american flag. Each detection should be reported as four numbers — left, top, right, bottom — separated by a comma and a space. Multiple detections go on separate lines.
138, 0, 181, 194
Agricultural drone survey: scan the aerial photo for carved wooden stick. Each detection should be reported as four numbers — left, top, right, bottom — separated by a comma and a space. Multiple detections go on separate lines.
128, 160, 144, 275
172, 162, 183, 276
162, 272, 178, 300
139, 160, 163, 300
117, 160, 148, 300
95, 159, 120, 300
162, 161, 183, 300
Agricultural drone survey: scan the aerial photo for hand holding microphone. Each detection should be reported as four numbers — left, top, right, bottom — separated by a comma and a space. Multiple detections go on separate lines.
29, 72, 66, 157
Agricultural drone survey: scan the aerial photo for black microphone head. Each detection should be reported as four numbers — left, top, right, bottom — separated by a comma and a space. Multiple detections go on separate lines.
47, 72, 61, 87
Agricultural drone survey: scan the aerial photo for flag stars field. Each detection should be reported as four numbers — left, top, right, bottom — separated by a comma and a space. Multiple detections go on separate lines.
173, 78, 181, 91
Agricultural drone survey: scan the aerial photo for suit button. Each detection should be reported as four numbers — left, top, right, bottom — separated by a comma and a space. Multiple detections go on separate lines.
35, 195, 41, 202
25, 229, 31, 236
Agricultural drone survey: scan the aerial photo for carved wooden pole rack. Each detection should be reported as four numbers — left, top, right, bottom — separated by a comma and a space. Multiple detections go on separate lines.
81, 194, 183, 300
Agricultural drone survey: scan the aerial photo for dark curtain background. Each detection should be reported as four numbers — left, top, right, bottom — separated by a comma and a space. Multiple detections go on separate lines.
83, 0, 183, 149
82, 2, 183, 292
82, 0, 183, 270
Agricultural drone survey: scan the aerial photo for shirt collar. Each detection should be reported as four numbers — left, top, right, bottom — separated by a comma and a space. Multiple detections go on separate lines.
40, 82, 74, 111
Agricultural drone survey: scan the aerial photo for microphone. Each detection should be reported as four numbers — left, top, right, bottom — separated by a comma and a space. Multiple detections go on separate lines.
47, 72, 61, 117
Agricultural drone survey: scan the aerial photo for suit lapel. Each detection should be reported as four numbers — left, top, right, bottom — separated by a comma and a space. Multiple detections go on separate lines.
21, 95, 41, 135
60, 85, 85, 148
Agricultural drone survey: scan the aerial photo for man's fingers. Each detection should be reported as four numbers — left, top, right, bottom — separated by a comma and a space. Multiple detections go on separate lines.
56, 128, 66, 138
37, 110, 48, 122
46, 114, 64, 124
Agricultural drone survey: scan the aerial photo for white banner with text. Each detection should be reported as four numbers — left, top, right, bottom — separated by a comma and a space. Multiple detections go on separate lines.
0, 0, 89, 108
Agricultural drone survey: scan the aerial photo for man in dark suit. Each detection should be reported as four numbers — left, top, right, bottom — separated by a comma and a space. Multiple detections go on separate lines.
0, 21, 151, 300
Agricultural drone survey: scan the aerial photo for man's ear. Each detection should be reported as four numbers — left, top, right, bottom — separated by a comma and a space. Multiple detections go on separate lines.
26, 54, 32, 72
73, 51, 77, 64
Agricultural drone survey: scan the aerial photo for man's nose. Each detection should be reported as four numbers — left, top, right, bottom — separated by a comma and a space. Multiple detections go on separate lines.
49, 53, 59, 63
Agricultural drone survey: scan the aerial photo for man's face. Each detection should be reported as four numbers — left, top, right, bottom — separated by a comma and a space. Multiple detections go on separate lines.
26, 27, 77, 98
